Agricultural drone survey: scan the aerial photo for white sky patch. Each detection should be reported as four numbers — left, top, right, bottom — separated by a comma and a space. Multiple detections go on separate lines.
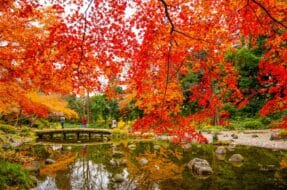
53, 62, 65, 69
0, 41, 8, 47
124, 2, 137, 20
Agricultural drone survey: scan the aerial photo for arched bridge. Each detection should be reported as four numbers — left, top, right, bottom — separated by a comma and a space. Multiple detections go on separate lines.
35, 128, 112, 142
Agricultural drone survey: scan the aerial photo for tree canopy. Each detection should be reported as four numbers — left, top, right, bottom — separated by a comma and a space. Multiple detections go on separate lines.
1, 0, 287, 140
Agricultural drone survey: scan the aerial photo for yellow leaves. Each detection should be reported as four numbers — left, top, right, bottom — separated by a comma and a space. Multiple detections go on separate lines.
118, 90, 136, 110
26, 91, 78, 118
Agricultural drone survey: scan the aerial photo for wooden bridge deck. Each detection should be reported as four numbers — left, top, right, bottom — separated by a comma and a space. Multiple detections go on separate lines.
35, 128, 112, 141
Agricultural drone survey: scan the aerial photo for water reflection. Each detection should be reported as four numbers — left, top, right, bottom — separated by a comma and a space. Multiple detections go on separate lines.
35, 142, 287, 190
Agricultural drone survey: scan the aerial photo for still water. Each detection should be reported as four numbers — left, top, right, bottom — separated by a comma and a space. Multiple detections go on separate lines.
33, 141, 287, 190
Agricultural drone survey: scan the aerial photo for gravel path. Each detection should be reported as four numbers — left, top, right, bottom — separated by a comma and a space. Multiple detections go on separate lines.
202, 130, 287, 150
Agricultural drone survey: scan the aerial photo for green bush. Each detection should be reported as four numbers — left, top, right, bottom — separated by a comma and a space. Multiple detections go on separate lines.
32, 119, 49, 129
20, 127, 31, 136
0, 161, 32, 190
242, 119, 263, 129
231, 117, 268, 129
0, 124, 17, 134
279, 130, 287, 139
261, 117, 272, 125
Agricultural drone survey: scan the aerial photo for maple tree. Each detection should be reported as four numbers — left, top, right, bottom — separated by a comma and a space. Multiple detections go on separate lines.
1, 0, 287, 137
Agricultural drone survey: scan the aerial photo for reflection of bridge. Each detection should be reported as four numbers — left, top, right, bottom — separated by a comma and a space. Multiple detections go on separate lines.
35, 128, 112, 142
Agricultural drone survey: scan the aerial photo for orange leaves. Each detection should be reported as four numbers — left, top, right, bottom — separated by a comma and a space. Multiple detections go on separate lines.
1, 0, 286, 134
25, 92, 78, 119
135, 149, 184, 182
40, 152, 78, 176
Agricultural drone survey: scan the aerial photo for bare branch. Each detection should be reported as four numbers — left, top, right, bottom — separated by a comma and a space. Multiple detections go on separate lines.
159, 0, 175, 34
251, 0, 287, 29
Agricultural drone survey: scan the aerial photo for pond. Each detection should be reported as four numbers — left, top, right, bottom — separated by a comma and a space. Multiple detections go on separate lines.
32, 141, 287, 190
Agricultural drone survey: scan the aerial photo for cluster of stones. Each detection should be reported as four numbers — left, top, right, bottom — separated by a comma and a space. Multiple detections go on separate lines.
186, 142, 245, 178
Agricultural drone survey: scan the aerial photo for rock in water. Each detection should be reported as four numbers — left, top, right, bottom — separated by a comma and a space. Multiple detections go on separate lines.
187, 158, 213, 176
114, 174, 125, 183
229, 154, 244, 162
228, 142, 236, 151
112, 151, 124, 158
139, 157, 148, 166
153, 144, 161, 150
45, 159, 55, 165
128, 144, 136, 150
215, 146, 226, 154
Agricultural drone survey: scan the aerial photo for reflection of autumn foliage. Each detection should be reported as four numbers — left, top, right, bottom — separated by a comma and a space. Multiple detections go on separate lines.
280, 158, 287, 169
40, 152, 77, 176
126, 148, 183, 187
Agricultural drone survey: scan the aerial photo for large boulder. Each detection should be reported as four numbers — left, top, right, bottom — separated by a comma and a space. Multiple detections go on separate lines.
187, 158, 213, 176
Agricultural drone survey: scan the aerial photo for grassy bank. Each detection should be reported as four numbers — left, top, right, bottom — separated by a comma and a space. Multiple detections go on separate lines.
0, 124, 35, 189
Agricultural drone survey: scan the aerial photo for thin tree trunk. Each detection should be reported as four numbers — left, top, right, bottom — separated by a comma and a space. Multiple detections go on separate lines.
212, 107, 220, 126
211, 80, 220, 126
86, 91, 91, 125
14, 109, 22, 127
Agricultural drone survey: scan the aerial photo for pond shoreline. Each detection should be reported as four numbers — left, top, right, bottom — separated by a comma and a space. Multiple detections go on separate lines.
202, 130, 287, 151
155, 129, 287, 150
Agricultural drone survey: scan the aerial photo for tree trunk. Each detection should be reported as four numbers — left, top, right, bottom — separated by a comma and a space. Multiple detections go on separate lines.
211, 80, 220, 126
86, 91, 91, 125
212, 107, 220, 126
14, 109, 22, 127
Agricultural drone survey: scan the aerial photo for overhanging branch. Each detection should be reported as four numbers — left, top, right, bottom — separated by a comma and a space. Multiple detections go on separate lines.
251, 0, 287, 29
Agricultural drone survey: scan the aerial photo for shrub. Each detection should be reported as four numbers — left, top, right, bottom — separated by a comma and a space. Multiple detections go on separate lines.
0, 160, 32, 190
279, 130, 287, 139
32, 119, 49, 129
20, 127, 31, 136
261, 117, 272, 125
0, 124, 17, 134
231, 117, 267, 129
112, 128, 128, 139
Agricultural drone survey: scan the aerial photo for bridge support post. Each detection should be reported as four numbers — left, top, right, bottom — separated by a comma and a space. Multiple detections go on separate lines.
77, 132, 80, 141
62, 132, 66, 141
89, 132, 91, 140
